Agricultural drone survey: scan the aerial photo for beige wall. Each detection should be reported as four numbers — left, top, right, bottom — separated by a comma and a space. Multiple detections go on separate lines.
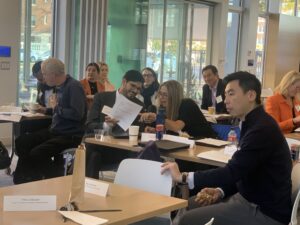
0, 0, 21, 144
264, 14, 300, 89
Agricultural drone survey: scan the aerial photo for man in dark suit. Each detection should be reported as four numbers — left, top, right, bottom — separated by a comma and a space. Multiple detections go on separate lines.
162, 72, 292, 225
85, 70, 145, 178
201, 65, 226, 113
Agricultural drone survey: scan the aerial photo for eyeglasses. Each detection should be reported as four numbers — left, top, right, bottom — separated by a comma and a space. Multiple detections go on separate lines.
142, 73, 153, 78
158, 92, 168, 98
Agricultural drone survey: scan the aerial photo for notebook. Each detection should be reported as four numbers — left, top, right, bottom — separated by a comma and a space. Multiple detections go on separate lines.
139, 140, 190, 151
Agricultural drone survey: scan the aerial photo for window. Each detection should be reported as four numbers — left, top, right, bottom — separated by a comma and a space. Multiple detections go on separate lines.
228, 0, 241, 7
31, 15, 36, 27
224, 12, 241, 75
105, 0, 213, 100
281, 0, 296, 16
44, 15, 47, 25
19, 0, 54, 104
255, 17, 267, 82
259, 0, 268, 12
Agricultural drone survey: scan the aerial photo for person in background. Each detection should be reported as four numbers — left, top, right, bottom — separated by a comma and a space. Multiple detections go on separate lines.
80, 62, 104, 109
141, 80, 216, 139
14, 58, 87, 184
139, 67, 160, 109
85, 70, 144, 179
19, 61, 53, 135
265, 70, 300, 133
201, 65, 226, 113
32, 60, 55, 114
98, 62, 115, 91
161, 72, 292, 225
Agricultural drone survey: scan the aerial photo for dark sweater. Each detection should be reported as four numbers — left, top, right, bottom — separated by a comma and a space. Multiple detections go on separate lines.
193, 106, 292, 224
50, 75, 87, 136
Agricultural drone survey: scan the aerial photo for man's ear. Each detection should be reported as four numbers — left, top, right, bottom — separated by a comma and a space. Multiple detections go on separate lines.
247, 90, 257, 102
121, 79, 126, 88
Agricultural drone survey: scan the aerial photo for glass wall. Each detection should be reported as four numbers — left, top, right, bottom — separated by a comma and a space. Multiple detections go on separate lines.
106, 0, 147, 87
106, 0, 213, 99
224, 12, 240, 75
255, 17, 267, 81
19, 0, 53, 104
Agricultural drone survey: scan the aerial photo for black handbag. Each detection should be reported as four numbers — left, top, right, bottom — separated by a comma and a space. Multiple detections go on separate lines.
0, 141, 11, 169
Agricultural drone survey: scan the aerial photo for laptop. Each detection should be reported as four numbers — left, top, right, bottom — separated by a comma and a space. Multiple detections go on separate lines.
138, 140, 189, 151
111, 130, 129, 139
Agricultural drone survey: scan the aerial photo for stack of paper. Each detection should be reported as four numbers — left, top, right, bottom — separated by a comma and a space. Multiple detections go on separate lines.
197, 149, 231, 163
196, 138, 230, 147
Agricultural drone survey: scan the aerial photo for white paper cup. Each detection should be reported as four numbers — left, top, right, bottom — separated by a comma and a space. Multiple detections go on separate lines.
129, 126, 139, 142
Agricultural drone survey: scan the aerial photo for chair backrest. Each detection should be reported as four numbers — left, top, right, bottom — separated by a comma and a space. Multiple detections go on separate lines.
292, 163, 300, 202
291, 188, 300, 225
114, 158, 172, 196
211, 124, 240, 141
291, 163, 300, 225
204, 217, 214, 225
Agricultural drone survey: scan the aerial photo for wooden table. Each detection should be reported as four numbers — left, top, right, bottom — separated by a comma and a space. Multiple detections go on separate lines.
0, 176, 187, 225
85, 137, 227, 167
285, 133, 300, 141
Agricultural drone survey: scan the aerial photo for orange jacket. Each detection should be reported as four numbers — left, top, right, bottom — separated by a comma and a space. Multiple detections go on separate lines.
265, 93, 300, 133
80, 78, 105, 109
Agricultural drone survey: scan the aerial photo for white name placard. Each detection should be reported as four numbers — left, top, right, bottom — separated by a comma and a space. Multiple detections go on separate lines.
85, 178, 109, 197
3, 195, 56, 211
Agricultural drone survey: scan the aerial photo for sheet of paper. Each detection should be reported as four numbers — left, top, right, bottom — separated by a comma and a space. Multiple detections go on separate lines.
85, 178, 109, 197
196, 138, 230, 147
294, 128, 300, 132
285, 138, 300, 149
111, 94, 143, 131
141, 132, 156, 142
58, 211, 108, 225
3, 195, 56, 211
0, 114, 22, 122
224, 145, 238, 156
197, 150, 231, 163
101, 105, 113, 116
163, 134, 195, 148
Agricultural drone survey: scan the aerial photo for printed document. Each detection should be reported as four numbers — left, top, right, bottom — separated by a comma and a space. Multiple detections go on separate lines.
111, 94, 143, 131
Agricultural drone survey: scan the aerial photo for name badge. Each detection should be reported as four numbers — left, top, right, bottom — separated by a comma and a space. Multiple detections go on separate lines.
295, 105, 300, 112
85, 178, 109, 197
216, 95, 223, 104
3, 195, 56, 211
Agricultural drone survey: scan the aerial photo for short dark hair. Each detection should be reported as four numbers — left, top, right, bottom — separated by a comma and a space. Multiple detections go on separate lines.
141, 67, 160, 90
202, 65, 218, 75
123, 70, 144, 83
85, 62, 100, 73
32, 61, 42, 77
223, 71, 261, 105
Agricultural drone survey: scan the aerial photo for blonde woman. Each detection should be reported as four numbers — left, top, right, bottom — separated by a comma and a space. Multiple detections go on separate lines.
265, 70, 300, 133
98, 62, 115, 91
141, 80, 216, 138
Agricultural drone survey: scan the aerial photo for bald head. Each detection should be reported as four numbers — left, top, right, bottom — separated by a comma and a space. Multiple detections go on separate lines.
41, 58, 66, 86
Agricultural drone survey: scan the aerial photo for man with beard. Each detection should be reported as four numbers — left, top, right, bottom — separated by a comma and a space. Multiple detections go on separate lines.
85, 70, 145, 178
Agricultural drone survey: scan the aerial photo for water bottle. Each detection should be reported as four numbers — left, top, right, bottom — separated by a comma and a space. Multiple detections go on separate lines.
156, 106, 166, 140
227, 127, 237, 146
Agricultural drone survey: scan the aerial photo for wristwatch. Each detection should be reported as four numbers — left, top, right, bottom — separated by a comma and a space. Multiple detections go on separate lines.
181, 172, 188, 184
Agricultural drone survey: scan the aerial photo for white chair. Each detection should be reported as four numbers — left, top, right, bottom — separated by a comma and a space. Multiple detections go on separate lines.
114, 158, 173, 225
204, 217, 214, 225
291, 163, 300, 225
291, 188, 300, 225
